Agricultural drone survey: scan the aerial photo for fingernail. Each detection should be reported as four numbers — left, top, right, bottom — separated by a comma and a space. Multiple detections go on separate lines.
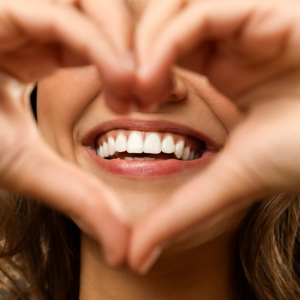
138, 246, 162, 275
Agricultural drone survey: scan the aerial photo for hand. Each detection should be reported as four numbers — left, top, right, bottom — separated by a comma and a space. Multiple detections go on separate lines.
129, 0, 300, 273
0, 0, 135, 266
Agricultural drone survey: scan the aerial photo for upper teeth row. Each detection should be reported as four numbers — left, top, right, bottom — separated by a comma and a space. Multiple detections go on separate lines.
96, 132, 199, 160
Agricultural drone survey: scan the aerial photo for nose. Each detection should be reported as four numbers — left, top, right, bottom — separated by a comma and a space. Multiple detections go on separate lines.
169, 74, 188, 102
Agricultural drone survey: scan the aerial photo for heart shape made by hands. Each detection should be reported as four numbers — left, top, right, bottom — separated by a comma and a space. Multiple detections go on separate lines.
1, 0, 300, 274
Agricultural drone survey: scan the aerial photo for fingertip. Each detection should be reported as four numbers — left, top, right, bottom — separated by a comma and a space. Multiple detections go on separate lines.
127, 225, 148, 272
134, 67, 173, 109
100, 55, 136, 114
102, 226, 130, 267
104, 88, 133, 114
128, 230, 162, 274
96, 208, 130, 267
137, 246, 162, 275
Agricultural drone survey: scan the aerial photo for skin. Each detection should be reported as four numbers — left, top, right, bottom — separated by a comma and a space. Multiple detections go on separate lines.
38, 63, 244, 299
0, 0, 134, 266
130, 0, 300, 271
1, 0, 300, 291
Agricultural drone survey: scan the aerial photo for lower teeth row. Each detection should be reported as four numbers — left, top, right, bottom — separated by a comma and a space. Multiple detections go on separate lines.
124, 157, 162, 161
105, 157, 167, 161
102, 150, 201, 161
105, 154, 201, 161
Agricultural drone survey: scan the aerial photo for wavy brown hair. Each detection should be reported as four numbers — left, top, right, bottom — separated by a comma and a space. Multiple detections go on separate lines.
1, 192, 300, 300
0, 193, 80, 300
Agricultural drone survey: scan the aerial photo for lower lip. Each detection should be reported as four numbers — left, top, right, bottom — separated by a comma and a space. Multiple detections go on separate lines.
84, 147, 216, 177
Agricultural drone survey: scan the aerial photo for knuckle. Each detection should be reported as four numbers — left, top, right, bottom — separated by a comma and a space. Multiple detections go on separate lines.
0, 72, 29, 109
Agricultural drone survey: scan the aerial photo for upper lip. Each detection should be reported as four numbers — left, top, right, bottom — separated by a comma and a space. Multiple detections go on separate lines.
81, 118, 222, 151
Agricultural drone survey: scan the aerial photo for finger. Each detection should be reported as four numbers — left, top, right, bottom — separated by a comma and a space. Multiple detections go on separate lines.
128, 150, 261, 274
0, 74, 129, 266
136, 0, 300, 105
135, 0, 254, 106
0, 44, 90, 83
5, 0, 134, 99
78, 0, 135, 112
129, 89, 300, 273
1, 137, 129, 266
79, 0, 133, 57
136, 0, 183, 63
133, 0, 183, 108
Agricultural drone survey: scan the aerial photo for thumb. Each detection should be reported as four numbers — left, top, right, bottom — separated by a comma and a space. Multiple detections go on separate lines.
129, 149, 260, 274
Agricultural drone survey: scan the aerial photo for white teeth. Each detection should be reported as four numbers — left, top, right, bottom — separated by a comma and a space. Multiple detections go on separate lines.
133, 157, 144, 161
103, 142, 109, 157
97, 146, 104, 158
100, 146, 104, 158
174, 141, 184, 159
127, 132, 144, 153
182, 146, 190, 161
144, 133, 161, 154
97, 131, 200, 161
162, 135, 175, 154
108, 137, 116, 156
188, 151, 194, 161
115, 133, 127, 152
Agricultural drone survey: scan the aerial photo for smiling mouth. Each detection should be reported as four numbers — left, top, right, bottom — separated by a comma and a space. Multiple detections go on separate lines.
81, 119, 219, 176
95, 129, 209, 161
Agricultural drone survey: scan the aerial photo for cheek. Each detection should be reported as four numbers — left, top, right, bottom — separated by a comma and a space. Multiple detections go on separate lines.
37, 66, 102, 153
177, 69, 244, 131
199, 78, 244, 130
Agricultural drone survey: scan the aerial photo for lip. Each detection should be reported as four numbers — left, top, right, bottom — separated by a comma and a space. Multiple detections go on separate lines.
84, 148, 215, 177
81, 118, 220, 178
81, 119, 221, 150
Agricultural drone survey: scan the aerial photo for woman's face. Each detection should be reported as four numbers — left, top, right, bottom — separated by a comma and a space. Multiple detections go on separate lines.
37, 0, 245, 252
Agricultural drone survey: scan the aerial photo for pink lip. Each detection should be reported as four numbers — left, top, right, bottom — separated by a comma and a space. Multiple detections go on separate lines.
81, 119, 220, 178
84, 147, 215, 177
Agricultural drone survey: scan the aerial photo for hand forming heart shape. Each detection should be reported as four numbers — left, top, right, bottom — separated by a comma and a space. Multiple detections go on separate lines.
1, 0, 300, 275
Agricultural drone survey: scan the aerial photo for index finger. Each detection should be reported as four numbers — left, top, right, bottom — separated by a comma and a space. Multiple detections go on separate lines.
1, 138, 129, 267
77, 0, 135, 113
136, 0, 300, 105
